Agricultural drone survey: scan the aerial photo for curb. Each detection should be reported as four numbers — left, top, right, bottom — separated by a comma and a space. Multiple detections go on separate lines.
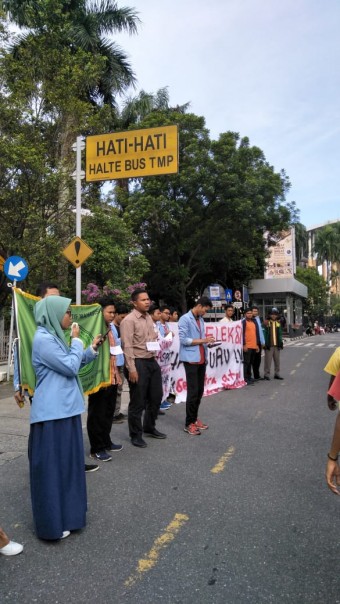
283, 335, 307, 343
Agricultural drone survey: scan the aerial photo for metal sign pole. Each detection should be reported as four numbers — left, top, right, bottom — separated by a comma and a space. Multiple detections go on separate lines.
72, 137, 85, 304
6, 280, 16, 381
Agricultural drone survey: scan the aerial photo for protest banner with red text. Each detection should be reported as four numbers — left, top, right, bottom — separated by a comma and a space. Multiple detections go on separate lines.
167, 321, 245, 404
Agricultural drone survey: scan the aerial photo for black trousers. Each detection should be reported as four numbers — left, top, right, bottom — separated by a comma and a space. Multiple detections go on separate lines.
87, 385, 117, 454
243, 349, 256, 382
183, 362, 206, 427
126, 358, 162, 439
252, 349, 262, 379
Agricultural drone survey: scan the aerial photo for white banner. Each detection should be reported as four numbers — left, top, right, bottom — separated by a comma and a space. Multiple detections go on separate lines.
159, 321, 246, 404
156, 332, 174, 401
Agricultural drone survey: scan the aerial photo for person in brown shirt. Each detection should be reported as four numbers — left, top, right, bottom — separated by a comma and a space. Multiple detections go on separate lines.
120, 289, 166, 448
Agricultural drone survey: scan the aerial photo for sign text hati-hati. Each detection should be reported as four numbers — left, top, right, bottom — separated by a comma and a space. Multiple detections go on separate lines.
86, 125, 178, 181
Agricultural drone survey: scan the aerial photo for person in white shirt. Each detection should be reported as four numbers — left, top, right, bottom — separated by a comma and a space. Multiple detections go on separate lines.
219, 304, 234, 323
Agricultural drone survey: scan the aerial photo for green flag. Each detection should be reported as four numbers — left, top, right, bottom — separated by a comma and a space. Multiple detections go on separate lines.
14, 288, 111, 395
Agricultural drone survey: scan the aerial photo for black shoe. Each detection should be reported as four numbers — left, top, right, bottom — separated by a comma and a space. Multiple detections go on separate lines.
131, 437, 147, 448
85, 464, 99, 473
254, 377, 261, 382
263, 376, 270, 380
158, 410, 166, 416
274, 375, 284, 380
144, 429, 167, 439
112, 413, 127, 424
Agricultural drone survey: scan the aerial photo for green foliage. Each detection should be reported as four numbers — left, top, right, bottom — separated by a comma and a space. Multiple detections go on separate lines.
0, 59, 62, 302
294, 222, 308, 263
81, 202, 149, 291
123, 112, 293, 311
0, 2, 140, 306
296, 266, 329, 320
0, 6, 301, 314
313, 225, 340, 266
2, 0, 139, 103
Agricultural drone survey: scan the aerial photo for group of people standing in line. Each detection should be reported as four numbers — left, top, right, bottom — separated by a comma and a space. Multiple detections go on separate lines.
7, 286, 217, 546
3, 282, 340, 554
221, 303, 284, 384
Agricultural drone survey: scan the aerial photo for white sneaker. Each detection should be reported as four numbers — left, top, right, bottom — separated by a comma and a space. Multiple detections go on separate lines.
60, 531, 70, 539
0, 540, 24, 556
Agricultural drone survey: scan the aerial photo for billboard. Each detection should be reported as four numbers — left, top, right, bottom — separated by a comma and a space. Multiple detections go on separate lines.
264, 227, 296, 279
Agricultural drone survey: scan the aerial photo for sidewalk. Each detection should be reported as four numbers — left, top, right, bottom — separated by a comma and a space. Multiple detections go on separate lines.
0, 381, 30, 464
0, 362, 12, 382
0, 380, 130, 465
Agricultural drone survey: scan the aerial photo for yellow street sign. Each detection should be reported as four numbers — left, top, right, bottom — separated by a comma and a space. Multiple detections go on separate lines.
62, 237, 93, 268
86, 125, 178, 182
0, 255, 4, 272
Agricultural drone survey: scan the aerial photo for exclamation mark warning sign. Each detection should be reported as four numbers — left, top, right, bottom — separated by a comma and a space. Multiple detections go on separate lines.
62, 236, 94, 268
74, 240, 81, 265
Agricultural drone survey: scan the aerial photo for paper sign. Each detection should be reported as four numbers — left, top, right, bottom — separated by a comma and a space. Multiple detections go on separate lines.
146, 341, 160, 352
110, 345, 123, 355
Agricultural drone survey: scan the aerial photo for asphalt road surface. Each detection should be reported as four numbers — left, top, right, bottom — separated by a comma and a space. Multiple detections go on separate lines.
1, 334, 340, 604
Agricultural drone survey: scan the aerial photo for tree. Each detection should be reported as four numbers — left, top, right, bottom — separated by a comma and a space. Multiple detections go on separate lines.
296, 266, 329, 321
3, 0, 139, 104
119, 110, 215, 310
313, 225, 340, 285
332, 302, 340, 319
293, 222, 308, 267
106, 86, 190, 195
81, 201, 149, 290
1, 0, 139, 285
123, 111, 293, 312
0, 22, 62, 305
118, 87, 170, 130
201, 133, 291, 291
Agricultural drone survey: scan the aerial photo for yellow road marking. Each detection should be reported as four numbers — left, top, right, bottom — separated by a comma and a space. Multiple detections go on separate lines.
124, 513, 189, 587
210, 445, 235, 474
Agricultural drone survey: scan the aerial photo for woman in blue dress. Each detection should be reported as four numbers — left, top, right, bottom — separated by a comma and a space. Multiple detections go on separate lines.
29, 295, 100, 540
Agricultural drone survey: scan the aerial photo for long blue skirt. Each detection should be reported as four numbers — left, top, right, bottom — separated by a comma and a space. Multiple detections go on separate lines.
29, 415, 87, 540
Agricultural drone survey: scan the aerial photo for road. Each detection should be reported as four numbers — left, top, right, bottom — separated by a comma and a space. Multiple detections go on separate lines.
1, 334, 340, 604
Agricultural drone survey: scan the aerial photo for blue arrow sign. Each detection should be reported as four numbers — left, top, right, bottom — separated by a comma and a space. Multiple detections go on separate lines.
4, 256, 29, 282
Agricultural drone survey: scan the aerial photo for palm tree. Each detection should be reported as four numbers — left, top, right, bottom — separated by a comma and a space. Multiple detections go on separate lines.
293, 221, 308, 267
110, 87, 189, 196
118, 87, 190, 129
313, 225, 339, 285
3, 0, 139, 104
2, 0, 140, 283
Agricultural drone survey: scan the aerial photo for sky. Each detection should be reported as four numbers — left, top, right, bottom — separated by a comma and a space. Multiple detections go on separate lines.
114, 0, 340, 230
